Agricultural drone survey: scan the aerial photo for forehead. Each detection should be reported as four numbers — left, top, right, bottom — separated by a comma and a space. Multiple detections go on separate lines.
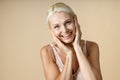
49, 12, 72, 25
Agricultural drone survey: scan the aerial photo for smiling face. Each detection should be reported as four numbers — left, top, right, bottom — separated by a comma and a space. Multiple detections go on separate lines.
49, 12, 76, 44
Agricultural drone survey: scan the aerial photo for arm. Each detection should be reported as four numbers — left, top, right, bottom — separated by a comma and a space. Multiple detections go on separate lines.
40, 45, 73, 80
72, 16, 102, 80
87, 42, 102, 80
73, 42, 102, 80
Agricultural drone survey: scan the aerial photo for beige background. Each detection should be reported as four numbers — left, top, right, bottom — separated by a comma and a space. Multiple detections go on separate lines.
0, 0, 120, 80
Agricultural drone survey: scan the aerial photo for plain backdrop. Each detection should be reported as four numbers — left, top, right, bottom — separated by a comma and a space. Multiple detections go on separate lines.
0, 0, 120, 80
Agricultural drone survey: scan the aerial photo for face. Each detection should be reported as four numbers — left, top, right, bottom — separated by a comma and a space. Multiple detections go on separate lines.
49, 12, 76, 44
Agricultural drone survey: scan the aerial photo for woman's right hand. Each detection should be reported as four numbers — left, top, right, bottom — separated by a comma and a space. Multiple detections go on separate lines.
53, 35, 72, 57
51, 34, 73, 80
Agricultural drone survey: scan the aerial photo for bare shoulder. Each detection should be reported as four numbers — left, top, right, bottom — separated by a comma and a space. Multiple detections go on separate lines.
87, 41, 99, 49
86, 41, 102, 80
86, 40, 99, 56
40, 44, 51, 54
40, 44, 55, 62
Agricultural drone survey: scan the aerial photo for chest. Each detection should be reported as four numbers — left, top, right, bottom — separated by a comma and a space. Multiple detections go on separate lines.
59, 51, 79, 74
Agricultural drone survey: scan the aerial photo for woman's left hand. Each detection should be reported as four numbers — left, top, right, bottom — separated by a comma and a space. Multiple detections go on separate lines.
72, 16, 81, 46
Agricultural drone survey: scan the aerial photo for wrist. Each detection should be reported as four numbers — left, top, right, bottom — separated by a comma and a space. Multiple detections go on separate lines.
73, 43, 82, 52
66, 52, 72, 58
73, 43, 79, 48
66, 55, 72, 62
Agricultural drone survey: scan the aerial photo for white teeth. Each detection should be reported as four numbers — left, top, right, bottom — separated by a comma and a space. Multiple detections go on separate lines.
63, 34, 71, 38
61, 32, 72, 38
64, 35, 70, 37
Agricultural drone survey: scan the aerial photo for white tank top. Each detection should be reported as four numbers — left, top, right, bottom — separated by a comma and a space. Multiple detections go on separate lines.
50, 40, 87, 80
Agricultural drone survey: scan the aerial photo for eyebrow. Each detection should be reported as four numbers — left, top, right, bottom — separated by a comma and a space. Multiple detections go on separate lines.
64, 18, 73, 24
51, 17, 72, 27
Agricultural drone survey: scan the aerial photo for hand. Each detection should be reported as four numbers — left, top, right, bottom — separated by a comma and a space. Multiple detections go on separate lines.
72, 16, 82, 46
52, 35, 72, 56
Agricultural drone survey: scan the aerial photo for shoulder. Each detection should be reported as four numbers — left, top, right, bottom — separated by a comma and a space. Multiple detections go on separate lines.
40, 44, 55, 62
86, 40, 99, 49
40, 44, 52, 54
86, 41, 102, 80
86, 40, 99, 56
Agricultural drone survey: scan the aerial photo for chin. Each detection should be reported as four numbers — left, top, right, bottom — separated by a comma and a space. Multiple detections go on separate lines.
60, 34, 75, 44
62, 38, 74, 44
63, 41, 72, 44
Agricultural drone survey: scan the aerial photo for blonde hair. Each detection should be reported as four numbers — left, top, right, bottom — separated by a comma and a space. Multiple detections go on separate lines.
46, 2, 75, 24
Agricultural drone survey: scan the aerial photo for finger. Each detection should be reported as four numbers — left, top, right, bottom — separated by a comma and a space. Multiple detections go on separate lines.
74, 16, 81, 40
51, 31, 66, 49
53, 35, 65, 49
74, 17, 79, 35
51, 31, 61, 44
51, 33, 56, 42
74, 16, 79, 32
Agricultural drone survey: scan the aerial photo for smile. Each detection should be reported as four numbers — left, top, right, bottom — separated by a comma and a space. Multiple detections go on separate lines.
61, 32, 72, 39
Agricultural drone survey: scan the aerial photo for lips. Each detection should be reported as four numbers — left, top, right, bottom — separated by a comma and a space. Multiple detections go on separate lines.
61, 32, 72, 39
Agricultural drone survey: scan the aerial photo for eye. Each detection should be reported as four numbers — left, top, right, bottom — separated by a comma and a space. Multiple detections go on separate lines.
54, 25, 60, 29
67, 21, 71, 24
65, 20, 72, 25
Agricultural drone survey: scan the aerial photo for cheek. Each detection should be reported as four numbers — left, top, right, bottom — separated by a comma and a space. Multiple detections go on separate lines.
52, 30, 60, 37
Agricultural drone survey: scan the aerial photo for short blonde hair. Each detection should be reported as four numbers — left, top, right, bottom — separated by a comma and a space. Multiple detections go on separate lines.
46, 2, 75, 24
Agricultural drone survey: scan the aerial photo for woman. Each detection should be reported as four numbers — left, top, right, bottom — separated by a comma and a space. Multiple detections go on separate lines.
40, 2, 102, 80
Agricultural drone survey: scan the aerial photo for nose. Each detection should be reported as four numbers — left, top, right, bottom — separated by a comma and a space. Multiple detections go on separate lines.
61, 26, 68, 33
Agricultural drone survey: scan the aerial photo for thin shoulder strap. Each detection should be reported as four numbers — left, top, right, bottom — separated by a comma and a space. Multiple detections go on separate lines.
50, 43, 60, 61
49, 43, 64, 71
83, 40, 87, 55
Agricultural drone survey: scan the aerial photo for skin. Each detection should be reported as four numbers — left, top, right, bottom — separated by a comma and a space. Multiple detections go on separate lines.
40, 11, 102, 80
